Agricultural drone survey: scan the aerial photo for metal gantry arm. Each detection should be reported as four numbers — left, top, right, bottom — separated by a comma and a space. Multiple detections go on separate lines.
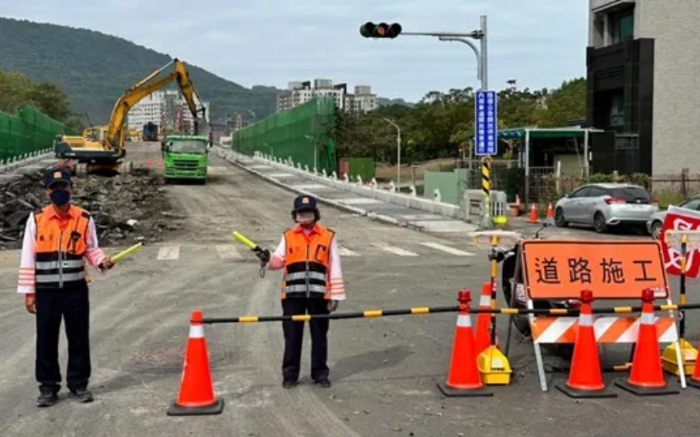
438, 37, 482, 84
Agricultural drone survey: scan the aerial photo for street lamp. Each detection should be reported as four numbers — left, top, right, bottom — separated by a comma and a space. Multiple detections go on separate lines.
383, 118, 402, 189
304, 135, 318, 170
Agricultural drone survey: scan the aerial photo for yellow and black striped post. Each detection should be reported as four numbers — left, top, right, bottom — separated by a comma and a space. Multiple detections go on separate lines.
481, 157, 492, 229
680, 234, 688, 339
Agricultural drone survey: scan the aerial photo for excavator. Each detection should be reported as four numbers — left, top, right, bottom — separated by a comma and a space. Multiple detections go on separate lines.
54, 58, 210, 176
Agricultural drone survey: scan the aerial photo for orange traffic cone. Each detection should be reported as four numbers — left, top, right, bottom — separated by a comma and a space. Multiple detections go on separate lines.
475, 282, 496, 355
528, 204, 539, 224
556, 290, 616, 398
168, 310, 225, 416
437, 290, 493, 397
615, 289, 679, 396
689, 335, 700, 389
146, 160, 152, 168
546, 203, 554, 220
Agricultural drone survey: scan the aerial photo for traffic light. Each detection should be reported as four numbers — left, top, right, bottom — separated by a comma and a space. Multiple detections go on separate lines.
359, 22, 402, 39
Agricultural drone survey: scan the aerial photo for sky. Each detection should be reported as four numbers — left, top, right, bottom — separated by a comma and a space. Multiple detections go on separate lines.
1, 0, 589, 102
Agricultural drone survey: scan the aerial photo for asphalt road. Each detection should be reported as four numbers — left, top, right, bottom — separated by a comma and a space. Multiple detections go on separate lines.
1, 143, 699, 437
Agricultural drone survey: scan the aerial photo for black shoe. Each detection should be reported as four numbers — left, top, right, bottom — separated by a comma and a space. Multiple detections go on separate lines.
314, 379, 331, 388
283, 379, 298, 389
69, 389, 94, 403
37, 392, 58, 408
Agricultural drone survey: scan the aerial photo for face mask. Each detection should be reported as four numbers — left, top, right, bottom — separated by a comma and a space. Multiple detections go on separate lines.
296, 211, 315, 226
50, 189, 71, 206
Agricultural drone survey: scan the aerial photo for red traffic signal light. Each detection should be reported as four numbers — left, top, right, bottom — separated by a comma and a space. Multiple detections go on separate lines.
359, 22, 402, 39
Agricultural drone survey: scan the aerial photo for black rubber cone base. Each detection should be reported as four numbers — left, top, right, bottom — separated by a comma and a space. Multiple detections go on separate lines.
437, 382, 493, 397
688, 378, 700, 389
615, 380, 679, 396
167, 399, 224, 416
556, 384, 617, 399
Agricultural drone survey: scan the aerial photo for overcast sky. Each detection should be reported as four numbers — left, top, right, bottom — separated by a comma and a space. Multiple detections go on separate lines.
2, 0, 589, 101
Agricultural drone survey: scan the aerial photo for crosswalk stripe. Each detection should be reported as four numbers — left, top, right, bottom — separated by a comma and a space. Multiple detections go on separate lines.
421, 242, 475, 257
338, 246, 360, 257
216, 245, 242, 260
379, 245, 419, 257
157, 246, 180, 260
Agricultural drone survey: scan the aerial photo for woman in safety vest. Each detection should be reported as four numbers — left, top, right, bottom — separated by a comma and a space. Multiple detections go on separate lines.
257, 195, 346, 388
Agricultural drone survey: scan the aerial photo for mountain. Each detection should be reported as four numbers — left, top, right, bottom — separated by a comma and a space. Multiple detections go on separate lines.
0, 17, 281, 124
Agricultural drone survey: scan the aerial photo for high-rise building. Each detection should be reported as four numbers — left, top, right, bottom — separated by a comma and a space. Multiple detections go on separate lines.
587, 0, 700, 175
128, 90, 209, 135
276, 80, 378, 114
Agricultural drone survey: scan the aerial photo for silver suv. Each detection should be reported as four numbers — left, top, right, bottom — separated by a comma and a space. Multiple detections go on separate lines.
554, 183, 658, 233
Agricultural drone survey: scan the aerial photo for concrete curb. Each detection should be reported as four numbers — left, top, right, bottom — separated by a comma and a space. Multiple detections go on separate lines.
0, 151, 54, 174
215, 148, 429, 232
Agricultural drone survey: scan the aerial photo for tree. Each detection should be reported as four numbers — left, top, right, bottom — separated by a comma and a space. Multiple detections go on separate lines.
538, 78, 586, 127
26, 82, 72, 121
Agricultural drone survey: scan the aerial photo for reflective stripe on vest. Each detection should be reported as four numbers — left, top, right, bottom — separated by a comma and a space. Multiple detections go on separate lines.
282, 226, 335, 298
34, 205, 90, 289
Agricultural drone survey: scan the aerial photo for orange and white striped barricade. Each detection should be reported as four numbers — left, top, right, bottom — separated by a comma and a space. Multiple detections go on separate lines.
519, 239, 684, 392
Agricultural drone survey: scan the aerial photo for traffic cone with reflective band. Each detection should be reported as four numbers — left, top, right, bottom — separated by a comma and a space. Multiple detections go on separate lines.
556, 290, 616, 398
615, 289, 679, 396
475, 282, 495, 355
167, 310, 224, 416
512, 195, 521, 217
546, 203, 554, 220
437, 290, 493, 397
528, 204, 539, 224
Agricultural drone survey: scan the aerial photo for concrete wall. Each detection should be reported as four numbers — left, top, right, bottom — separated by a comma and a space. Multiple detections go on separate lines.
636, 0, 700, 175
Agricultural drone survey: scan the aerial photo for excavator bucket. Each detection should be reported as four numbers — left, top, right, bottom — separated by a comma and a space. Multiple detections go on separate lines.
196, 118, 211, 138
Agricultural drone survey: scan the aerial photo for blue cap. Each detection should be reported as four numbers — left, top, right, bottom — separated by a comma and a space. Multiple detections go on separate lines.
44, 168, 71, 188
293, 195, 317, 212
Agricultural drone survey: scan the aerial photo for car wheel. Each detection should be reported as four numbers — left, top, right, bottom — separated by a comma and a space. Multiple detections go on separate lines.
594, 212, 608, 233
650, 221, 663, 240
554, 207, 568, 227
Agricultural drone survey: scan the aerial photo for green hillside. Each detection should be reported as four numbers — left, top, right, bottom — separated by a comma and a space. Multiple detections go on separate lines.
0, 17, 279, 124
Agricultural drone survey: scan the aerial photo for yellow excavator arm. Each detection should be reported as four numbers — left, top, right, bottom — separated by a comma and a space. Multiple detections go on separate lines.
104, 58, 207, 151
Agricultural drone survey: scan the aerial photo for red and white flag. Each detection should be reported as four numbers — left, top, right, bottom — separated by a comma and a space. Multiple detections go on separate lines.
660, 205, 700, 277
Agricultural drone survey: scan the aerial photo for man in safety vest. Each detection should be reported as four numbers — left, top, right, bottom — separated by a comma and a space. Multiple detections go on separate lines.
17, 168, 114, 407
257, 195, 346, 388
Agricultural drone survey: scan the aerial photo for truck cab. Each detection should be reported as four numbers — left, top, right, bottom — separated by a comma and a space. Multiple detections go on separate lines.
162, 135, 209, 184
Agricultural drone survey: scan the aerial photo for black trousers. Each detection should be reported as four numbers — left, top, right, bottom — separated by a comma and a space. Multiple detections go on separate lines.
35, 282, 91, 394
281, 298, 330, 381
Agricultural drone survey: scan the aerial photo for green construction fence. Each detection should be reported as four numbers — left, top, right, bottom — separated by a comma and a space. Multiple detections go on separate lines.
233, 97, 338, 173
0, 106, 76, 164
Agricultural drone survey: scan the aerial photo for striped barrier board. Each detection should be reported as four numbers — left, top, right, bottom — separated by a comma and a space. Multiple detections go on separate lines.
532, 316, 678, 344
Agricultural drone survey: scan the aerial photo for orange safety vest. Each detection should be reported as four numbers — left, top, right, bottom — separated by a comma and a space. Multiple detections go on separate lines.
282, 225, 335, 299
34, 205, 91, 290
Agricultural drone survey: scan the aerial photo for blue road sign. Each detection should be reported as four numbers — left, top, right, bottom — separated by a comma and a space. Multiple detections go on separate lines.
475, 91, 498, 156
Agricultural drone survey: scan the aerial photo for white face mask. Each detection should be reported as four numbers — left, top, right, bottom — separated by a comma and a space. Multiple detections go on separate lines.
296, 211, 315, 226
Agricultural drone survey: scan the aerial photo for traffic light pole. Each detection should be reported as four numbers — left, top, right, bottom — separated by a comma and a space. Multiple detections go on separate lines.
401, 15, 488, 91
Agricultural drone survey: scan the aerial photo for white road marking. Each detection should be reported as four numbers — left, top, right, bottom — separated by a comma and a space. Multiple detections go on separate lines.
421, 242, 475, 256
157, 246, 180, 260
338, 246, 360, 257
341, 198, 383, 205
216, 245, 242, 260
378, 245, 419, 257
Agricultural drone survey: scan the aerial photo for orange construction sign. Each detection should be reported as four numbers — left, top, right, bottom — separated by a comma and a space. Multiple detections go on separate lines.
521, 240, 668, 300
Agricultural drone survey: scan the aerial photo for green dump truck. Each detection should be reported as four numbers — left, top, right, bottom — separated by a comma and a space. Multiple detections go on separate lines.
161, 135, 209, 184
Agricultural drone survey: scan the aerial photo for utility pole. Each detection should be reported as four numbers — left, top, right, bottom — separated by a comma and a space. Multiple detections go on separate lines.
383, 118, 402, 189
304, 134, 317, 170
